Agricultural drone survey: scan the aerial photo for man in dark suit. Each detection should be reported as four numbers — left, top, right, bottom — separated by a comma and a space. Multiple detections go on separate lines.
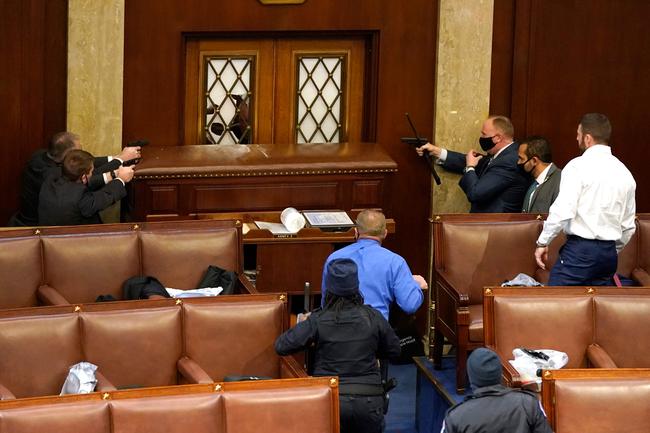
518, 136, 562, 214
8, 131, 140, 226
38, 149, 134, 226
416, 116, 529, 212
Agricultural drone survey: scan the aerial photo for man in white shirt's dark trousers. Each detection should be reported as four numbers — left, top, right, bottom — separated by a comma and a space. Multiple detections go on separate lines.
534, 113, 636, 285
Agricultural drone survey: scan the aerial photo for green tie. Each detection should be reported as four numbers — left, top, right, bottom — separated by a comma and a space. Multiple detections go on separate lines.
522, 180, 539, 212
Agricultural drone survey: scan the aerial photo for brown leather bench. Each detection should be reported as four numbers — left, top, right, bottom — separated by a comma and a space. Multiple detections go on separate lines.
0, 294, 304, 400
483, 287, 650, 387
431, 213, 644, 392
0, 219, 254, 309
541, 369, 650, 433
0, 377, 339, 433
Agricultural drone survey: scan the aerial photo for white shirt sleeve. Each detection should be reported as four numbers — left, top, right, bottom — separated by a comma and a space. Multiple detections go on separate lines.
617, 193, 637, 252
537, 161, 581, 246
436, 148, 448, 165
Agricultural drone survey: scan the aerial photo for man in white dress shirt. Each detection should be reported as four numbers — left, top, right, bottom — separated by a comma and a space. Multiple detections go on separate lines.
534, 113, 636, 286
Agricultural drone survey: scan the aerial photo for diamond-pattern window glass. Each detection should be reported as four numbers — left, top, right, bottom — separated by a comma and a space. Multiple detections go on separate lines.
204, 56, 254, 144
296, 55, 345, 144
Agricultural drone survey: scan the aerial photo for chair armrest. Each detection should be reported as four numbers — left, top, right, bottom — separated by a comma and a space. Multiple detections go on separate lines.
236, 274, 258, 294
0, 382, 16, 400
177, 356, 214, 384
280, 356, 308, 378
37, 284, 70, 306
587, 343, 618, 368
95, 370, 117, 392
436, 271, 470, 307
632, 267, 650, 286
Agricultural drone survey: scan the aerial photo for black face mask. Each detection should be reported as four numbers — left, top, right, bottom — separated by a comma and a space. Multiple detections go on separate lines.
479, 136, 496, 151
517, 157, 533, 176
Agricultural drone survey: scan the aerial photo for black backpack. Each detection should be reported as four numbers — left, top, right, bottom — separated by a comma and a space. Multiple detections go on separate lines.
122, 276, 170, 300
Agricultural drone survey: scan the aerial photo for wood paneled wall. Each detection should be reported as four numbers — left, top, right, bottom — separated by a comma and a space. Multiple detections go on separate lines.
0, 0, 68, 224
123, 0, 438, 275
491, 0, 650, 211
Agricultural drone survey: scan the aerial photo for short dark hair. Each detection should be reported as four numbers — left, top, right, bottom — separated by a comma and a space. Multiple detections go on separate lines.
62, 149, 94, 181
48, 132, 79, 162
580, 113, 611, 144
488, 115, 515, 139
520, 136, 553, 163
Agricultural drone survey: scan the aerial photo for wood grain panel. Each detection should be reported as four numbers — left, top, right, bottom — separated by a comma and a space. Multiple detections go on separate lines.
491, 0, 650, 212
0, 0, 67, 224
150, 186, 179, 213
352, 180, 381, 208
191, 183, 339, 212
123, 0, 437, 275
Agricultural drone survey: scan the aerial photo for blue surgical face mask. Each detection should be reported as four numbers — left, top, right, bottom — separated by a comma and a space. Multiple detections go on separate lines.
479, 136, 496, 151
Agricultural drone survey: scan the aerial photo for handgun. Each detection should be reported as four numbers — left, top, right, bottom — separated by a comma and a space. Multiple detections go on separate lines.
122, 157, 141, 167
521, 348, 550, 361
125, 139, 149, 148
404, 113, 441, 185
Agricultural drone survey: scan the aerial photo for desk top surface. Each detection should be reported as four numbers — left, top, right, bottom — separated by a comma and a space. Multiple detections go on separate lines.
134, 142, 398, 178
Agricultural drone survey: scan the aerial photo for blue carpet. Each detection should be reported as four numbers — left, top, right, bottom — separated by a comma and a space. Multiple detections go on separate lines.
385, 362, 417, 433
414, 356, 466, 433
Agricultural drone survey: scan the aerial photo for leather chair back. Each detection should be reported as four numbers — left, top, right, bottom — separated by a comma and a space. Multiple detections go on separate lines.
141, 229, 239, 290
492, 295, 592, 368
0, 236, 41, 308
0, 313, 81, 398
637, 219, 650, 272
594, 295, 650, 367
223, 386, 335, 433
439, 221, 539, 304
42, 232, 140, 302
0, 401, 110, 433
111, 393, 223, 433
183, 301, 284, 380
553, 378, 650, 433
81, 307, 182, 388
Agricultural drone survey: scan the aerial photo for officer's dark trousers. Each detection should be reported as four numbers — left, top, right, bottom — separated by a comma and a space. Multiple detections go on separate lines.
548, 235, 617, 286
339, 394, 384, 433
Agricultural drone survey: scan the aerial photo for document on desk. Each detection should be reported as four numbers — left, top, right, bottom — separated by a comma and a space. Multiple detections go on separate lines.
254, 221, 298, 235
303, 211, 354, 228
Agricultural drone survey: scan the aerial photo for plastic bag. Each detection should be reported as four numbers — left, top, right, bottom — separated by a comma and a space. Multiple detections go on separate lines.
166, 287, 223, 298
501, 273, 542, 287
60, 362, 98, 395
509, 348, 568, 390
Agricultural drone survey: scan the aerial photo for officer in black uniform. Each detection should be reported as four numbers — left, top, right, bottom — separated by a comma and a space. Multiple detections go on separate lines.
275, 258, 401, 433
441, 348, 553, 433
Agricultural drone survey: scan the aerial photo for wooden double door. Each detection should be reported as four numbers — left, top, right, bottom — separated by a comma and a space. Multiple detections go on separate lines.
184, 36, 367, 146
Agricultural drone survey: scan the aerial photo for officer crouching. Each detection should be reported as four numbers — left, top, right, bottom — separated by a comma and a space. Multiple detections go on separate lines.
275, 258, 401, 433
441, 348, 553, 433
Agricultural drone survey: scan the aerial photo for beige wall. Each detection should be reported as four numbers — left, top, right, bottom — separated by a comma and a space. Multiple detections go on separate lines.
432, 0, 494, 214
67, 0, 124, 158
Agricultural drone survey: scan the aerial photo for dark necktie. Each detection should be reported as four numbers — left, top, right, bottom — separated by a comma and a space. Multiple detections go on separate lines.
522, 180, 539, 212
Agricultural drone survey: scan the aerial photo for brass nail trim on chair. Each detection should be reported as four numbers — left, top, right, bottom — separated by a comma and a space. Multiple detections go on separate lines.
102, 392, 111, 400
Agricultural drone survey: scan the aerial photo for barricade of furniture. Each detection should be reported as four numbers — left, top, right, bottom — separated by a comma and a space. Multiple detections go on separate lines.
431, 213, 648, 392
0, 294, 304, 400
540, 369, 650, 433
0, 377, 339, 433
0, 219, 254, 309
483, 287, 650, 387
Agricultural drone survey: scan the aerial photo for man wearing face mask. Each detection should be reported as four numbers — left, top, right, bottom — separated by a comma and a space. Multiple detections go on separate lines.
416, 115, 529, 212
517, 136, 562, 213
535, 113, 636, 286
38, 149, 134, 226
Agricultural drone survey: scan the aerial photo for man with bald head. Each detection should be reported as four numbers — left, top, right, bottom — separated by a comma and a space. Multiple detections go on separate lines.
321, 209, 426, 320
416, 115, 529, 212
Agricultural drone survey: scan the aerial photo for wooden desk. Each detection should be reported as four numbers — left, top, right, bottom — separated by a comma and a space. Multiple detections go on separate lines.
128, 142, 397, 221
193, 211, 395, 295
